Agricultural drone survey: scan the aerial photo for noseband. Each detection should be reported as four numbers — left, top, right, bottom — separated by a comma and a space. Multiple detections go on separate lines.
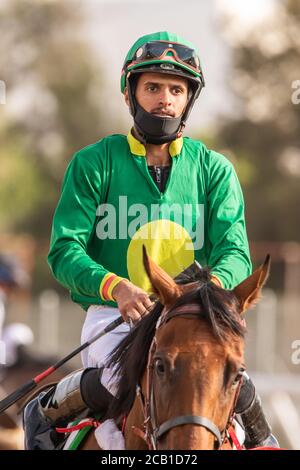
135, 303, 242, 450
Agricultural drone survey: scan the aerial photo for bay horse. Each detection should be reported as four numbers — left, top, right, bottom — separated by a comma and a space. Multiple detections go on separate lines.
81, 248, 270, 450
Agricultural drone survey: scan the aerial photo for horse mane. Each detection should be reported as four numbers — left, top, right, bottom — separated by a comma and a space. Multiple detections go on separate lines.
107, 267, 245, 420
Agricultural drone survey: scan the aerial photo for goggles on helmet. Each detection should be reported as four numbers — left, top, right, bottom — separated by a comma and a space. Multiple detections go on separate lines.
127, 40, 201, 74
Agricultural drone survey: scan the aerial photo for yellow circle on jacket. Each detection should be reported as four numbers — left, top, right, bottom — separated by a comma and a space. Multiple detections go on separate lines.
127, 219, 195, 293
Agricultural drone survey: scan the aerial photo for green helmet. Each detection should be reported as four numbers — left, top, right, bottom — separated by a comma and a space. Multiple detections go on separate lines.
121, 31, 205, 94
121, 31, 205, 145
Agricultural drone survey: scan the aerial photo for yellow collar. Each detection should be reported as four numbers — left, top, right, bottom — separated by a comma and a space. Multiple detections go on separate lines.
127, 130, 183, 158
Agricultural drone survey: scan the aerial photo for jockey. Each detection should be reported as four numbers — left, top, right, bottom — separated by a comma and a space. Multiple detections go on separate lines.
39, 31, 278, 449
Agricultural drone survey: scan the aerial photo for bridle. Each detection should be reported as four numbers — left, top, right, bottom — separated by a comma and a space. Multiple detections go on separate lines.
134, 303, 243, 450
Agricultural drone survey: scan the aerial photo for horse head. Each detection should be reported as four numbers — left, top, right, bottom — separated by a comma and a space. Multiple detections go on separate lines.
109, 249, 270, 450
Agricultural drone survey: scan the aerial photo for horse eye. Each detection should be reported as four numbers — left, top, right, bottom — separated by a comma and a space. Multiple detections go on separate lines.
154, 358, 165, 376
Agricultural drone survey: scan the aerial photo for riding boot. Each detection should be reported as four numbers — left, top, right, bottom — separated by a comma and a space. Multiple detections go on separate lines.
40, 367, 114, 425
235, 374, 279, 449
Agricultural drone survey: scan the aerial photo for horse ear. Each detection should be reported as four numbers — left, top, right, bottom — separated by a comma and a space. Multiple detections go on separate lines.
233, 255, 271, 314
142, 245, 182, 307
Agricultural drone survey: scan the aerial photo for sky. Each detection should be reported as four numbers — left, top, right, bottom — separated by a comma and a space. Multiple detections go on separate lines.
83, 0, 278, 135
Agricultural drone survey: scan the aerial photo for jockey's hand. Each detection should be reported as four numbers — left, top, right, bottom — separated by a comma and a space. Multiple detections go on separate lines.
112, 279, 154, 324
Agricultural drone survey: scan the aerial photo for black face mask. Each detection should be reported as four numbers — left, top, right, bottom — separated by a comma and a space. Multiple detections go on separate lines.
126, 67, 203, 145
133, 102, 183, 145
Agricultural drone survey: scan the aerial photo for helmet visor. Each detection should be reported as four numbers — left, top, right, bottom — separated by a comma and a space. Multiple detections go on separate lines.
129, 41, 201, 74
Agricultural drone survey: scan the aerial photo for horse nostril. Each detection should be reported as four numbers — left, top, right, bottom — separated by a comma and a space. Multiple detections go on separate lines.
154, 358, 165, 376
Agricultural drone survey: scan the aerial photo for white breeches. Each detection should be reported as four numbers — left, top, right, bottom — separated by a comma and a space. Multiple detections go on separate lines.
81, 305, 130, 397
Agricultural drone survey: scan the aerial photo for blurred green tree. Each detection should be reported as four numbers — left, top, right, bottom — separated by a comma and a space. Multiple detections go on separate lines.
216, 0, 300, 242
0, 0, 108, 238
0, 1, 113, 292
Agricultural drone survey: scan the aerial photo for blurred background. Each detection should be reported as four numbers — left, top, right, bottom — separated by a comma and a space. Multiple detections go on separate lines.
0, 0, 299, 449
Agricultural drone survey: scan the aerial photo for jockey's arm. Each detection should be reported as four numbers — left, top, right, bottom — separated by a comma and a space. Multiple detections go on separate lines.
204, 150, 252, 289
48, 149, 152, 322
48, 151, 113, 300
